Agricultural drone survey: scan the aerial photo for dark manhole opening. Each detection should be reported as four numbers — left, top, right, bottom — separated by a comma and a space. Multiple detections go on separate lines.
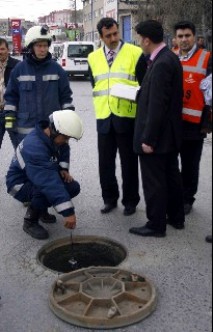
37, 236, 127, 273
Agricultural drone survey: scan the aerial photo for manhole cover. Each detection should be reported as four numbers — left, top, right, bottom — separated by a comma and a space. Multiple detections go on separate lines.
49, 267, 157, 329
37, 236, 127, 273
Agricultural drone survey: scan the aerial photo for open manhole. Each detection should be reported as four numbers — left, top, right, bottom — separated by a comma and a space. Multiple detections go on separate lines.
37, 236, 127, 273
49, 267, 157, 329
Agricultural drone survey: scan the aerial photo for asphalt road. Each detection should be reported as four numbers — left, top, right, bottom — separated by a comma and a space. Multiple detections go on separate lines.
0, 79, 212, 332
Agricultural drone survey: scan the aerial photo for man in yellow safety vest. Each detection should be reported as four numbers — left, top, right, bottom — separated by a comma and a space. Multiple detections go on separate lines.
88, 17, 145, 216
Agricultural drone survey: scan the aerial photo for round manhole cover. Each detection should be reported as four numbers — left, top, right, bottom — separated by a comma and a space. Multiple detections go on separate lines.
49, 267, 157, 329
37, 236, 127, 273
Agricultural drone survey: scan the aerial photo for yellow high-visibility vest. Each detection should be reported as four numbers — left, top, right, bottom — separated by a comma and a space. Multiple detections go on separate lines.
88, 43, 142, 120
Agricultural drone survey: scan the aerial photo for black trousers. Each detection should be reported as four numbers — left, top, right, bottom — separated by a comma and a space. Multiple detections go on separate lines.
180, 139, 204, 205
98, 127, 140, 207
139, 152, 185, 232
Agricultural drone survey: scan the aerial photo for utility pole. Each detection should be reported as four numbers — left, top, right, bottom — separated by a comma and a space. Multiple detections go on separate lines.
91, 0, 94, 42
74, 0, 77, 40
70, 0, 77, 40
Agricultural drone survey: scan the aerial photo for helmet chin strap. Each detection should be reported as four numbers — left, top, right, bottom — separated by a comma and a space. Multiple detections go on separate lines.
49, 126, 60, 142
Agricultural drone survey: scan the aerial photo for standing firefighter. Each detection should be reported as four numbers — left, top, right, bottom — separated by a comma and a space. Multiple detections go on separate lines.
6, 110, 83, 240
4, 25, 74, 148
88, 18, 143, 216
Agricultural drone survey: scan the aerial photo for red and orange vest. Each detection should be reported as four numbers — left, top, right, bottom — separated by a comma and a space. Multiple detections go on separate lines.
181, 49, 211, 124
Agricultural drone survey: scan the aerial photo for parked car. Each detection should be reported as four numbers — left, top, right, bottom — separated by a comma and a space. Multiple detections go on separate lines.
57, 41, 95, 78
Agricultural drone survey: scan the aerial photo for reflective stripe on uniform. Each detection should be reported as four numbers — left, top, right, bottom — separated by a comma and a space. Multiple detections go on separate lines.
42, 75, 59, 81
93, 90, 109, 97
62, 103, 74, 109
94, 72, 136, 83
55, 201, 74, 212
16, 127, 34, 135
182, 66, 207, 75
17, 76, 36, 82
182, 108, 202, 117
16, 147, 25, 169
183, 50, 208, 75
59, 162, 69, 169
9, 184, 24, 197
4, 105, 17, 111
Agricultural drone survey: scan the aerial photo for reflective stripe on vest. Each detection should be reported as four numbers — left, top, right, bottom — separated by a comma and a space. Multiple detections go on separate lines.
93, 90, 109, 97
182, 50, 208, 75
182, 108, 202, 117
88, 44, 142, 120
94, 73, 136, 83
182, 49, 210, 124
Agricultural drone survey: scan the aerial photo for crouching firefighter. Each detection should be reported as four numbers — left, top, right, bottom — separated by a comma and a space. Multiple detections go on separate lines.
6, 110, 84, 240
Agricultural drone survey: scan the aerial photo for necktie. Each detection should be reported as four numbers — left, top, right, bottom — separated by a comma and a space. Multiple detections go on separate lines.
147, 58, 153, 68
107, 50, 115, 67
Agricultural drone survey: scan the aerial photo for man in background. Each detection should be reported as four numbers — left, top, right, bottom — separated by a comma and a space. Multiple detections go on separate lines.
197, 36, 206, 50
0, 38, 19, 149
174, 21, 212, 215
171, 37, 179, 55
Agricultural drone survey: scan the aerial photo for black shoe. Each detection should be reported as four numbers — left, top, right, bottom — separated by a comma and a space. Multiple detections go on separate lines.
184, 203, 192, 215
129, 226, 166, 238
167, 219, 185, 230
101, 203, 117, 214
124, 206, 136, 216
23, 220, 49, 240
205, 235, 212, 243
40, 211, 57, 224
24, 206, 49, 240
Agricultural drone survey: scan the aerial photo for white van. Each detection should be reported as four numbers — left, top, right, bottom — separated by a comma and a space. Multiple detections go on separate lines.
57, 41, 95, 78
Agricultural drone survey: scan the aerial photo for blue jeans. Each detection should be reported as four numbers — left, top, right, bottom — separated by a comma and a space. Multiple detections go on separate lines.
14, 179, 80, 212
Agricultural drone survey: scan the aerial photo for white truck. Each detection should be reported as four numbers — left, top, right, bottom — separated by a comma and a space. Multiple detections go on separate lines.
57, 41, 95, 78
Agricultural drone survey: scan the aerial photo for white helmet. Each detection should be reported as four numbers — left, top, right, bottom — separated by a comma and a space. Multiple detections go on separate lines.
25, 26, 52, 48
52, 110, 83, 140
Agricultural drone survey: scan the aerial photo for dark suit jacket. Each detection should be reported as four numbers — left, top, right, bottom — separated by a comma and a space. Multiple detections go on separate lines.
4, 56, 20, 87
134, 46, 183, 155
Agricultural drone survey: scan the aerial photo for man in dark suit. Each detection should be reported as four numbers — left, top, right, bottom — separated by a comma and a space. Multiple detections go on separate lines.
0, 37, 20, 149
130, 20, 185, 237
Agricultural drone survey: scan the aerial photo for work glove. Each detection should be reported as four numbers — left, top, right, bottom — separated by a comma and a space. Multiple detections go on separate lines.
5, 115, 16, 130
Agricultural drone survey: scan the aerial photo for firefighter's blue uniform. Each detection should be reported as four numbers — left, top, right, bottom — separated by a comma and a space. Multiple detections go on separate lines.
6, 121, 80, 216
4, 52, 74, 147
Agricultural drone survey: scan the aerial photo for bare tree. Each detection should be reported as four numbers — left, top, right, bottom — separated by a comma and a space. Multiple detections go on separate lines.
135, 0, 212, 32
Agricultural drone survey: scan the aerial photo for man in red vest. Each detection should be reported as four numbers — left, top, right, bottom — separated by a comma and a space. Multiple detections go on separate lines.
174, 21, 212, 215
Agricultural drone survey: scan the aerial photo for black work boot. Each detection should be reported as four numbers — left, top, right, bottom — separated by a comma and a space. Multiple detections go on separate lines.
40, 210, 57, 224
23, 206, 49, 240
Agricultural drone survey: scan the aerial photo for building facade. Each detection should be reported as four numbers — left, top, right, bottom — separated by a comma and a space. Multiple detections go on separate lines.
82, 0, 144, 44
